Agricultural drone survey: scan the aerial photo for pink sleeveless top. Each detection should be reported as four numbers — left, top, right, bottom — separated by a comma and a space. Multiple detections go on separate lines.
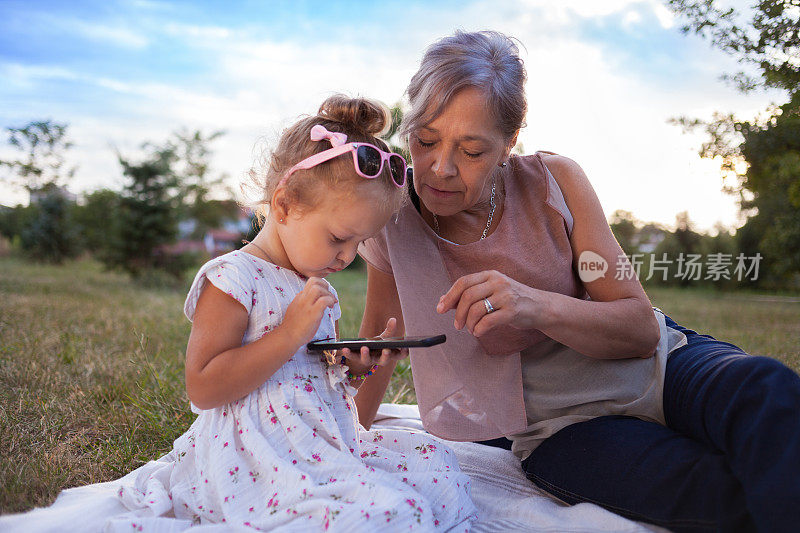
358, 153, 586, 441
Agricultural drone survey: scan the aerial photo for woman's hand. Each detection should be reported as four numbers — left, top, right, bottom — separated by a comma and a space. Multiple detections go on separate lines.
437, 270, 549, 337
280, 277, 338, 346
340, 317, 409, 370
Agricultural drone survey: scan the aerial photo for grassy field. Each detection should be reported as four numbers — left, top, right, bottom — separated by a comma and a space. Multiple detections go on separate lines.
1, 255, 799, 514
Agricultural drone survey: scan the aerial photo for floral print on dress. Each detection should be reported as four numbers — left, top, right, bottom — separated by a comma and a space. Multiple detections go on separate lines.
108, 250, 476, 532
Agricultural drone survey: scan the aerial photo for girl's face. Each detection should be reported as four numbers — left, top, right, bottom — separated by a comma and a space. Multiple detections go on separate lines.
277, 189, 392, 278
409, 86, 513, 217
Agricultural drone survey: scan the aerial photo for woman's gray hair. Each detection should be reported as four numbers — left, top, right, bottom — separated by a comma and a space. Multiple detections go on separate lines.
401, 30, 527, 141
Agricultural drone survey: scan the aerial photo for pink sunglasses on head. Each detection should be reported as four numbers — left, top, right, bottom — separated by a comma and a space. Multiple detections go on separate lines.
278, 124, 407, 189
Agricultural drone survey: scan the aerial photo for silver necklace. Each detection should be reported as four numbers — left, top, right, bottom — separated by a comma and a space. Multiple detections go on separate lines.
242, 239, 272, 261
432, 177, 496, 241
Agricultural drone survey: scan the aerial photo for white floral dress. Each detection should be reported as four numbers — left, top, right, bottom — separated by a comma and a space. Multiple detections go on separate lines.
108, 250, 477, 532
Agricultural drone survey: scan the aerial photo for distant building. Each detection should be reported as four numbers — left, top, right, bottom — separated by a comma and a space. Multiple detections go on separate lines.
29, 184, 77, 204
632, 223, 667, 254
222, 214, 253, 235
637, 233, 666, 254
177, 219, 198, 239
161, 207, 254, 259
204, 229, 242, 257
158, 239, 207, 256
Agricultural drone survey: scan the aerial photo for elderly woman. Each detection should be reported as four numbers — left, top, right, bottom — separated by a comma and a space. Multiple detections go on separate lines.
341, 31, 800, 532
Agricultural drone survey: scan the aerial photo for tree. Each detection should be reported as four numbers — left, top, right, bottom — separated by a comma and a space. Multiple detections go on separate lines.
667, 0, 800, 94
384, 103, 411, 165
19, 187, 80, 263
103, 146, 180, 276
0, 120, 75, 195
667, 0, 800, 283
168, 128, 230, 232
672, 211, 703, 254
0, 203, 37, 243
73, 189, 123, 258
609, 210, 640, 254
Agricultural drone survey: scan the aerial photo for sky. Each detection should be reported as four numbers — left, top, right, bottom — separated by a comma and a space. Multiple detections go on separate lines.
0, 0, 782, 232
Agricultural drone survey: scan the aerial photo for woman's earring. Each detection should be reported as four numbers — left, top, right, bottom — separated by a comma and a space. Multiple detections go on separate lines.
500, 161, 508, 168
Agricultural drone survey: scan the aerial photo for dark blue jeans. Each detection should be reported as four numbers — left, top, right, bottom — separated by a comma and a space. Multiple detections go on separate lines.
488, 316, 800, 532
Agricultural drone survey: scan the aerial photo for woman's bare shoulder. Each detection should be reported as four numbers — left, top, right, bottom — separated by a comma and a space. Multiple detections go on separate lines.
539, 152, 583, 175
537, 152, 594, 202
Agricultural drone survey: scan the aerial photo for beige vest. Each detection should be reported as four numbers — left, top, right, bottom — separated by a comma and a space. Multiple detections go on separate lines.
358, 153, 684, 458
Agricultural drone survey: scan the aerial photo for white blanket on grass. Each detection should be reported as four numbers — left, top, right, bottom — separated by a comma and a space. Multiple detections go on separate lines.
0, 404, 666, 532
372, 404, 666, 533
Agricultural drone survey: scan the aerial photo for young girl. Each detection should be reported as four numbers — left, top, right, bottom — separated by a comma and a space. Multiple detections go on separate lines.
107, 96, 477, 531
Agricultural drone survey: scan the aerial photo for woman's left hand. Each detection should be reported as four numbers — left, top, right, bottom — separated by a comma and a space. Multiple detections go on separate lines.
437, 270, 548, 337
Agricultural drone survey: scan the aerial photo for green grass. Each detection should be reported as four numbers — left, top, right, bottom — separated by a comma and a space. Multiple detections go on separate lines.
0, 256, 414, 514
0, 257, 192, 513
1, 255, 798, 514
645, 286, 800, 369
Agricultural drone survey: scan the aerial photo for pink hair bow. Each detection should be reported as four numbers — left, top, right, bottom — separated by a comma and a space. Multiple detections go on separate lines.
310, 124, 348, 147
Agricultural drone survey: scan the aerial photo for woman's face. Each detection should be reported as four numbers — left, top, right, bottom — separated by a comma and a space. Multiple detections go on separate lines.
409, 86, 512, 217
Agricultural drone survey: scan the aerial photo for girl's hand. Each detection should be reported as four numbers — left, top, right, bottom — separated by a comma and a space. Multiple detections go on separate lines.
281, 277, 338, 346
437, 270, 550, 337
340, 317, 409, 369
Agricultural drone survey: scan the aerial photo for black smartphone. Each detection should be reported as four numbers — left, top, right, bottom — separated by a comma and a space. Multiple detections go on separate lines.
307, 334, 446, 351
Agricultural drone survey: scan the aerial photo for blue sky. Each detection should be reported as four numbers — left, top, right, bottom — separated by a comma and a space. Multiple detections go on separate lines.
0, 0, 776, 231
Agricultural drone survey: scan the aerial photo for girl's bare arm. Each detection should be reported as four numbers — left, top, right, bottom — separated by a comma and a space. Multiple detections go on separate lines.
185, 279, 334, 409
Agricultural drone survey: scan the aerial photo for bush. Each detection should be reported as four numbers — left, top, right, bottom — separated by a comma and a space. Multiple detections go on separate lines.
152, 250, 204, 282
19, 193, 80, 264
0, 204, 37, 242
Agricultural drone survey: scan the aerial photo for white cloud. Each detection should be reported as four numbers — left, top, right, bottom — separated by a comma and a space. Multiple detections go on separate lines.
517, 0, 658, 23
69, 20, 149, 49
0, 0, 780, 232
623, 10, 643, 28
652, 4, 676, 29
164, 23, 232, 40
16, 10, 152, 50
0, 63, 80, 89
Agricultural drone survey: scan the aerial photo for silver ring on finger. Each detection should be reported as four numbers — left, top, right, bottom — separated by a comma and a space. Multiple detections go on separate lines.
483, 297, 496, 314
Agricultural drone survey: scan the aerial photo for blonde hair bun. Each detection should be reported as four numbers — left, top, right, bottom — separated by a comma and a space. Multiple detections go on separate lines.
318, 94, 391, 138
244, 95, 406, 224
